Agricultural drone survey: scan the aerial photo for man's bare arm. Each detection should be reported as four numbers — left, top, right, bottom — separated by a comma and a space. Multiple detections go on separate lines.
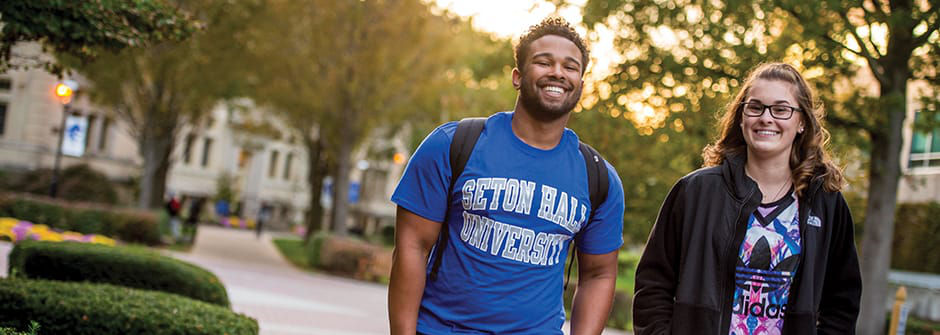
569, 250, 619, 335
388, 206, 442, 335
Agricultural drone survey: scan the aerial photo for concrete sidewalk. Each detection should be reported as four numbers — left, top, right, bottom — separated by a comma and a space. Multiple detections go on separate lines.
170, 225, 390, 335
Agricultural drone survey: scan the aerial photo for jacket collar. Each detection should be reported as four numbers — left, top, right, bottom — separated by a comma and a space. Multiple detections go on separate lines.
720, 153, 759, 202
721, 153, 825, 203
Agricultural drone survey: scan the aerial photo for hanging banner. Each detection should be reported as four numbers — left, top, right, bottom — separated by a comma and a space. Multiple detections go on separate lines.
61, 115, 88, 157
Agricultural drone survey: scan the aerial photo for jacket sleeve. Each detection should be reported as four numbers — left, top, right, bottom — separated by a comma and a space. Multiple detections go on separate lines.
816, 193, 862, 334
633, 178, 686, 335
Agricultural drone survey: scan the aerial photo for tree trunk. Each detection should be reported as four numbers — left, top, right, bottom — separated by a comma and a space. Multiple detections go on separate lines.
137, 131, 175, 209
330, 134, 354, 235
302, 133, 325, 244
857, 88, 906, 335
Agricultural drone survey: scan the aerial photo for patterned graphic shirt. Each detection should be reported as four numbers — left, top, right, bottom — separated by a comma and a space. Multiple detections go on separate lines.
729, 191, 801, 335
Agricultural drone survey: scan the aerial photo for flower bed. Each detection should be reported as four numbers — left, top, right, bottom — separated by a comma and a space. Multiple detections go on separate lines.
0, 218, 115, 245
0, 193, 161, 245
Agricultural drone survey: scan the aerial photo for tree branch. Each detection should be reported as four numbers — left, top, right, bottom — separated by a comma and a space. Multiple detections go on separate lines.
788, 3, 889, 86
838, 9, 885, 64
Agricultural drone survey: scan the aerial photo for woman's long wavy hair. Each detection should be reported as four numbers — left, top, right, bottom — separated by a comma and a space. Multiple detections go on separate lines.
702, 63, 844, 196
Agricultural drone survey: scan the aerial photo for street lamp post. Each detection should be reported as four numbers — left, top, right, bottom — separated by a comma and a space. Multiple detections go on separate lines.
49, 81, 77, 198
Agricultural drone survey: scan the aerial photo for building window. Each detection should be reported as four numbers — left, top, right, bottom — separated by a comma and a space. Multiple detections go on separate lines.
182, 134, 196, 164
268, 150, 279, 178
0, 102, 6, 136
283, 153, 293, 180
98, 117, 110, 151
201, 137, 213, 167
909, 112, 940, 169
0, 78, 10, 91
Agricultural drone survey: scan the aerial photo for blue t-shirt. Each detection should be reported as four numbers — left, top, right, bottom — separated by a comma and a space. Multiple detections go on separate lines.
391, 112, 625, 334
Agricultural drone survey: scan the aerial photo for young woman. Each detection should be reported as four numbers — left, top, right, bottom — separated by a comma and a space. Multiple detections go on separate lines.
633, 63, 862, 335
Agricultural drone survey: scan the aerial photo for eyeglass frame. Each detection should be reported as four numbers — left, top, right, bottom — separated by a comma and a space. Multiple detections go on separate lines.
738, 102, 801, 120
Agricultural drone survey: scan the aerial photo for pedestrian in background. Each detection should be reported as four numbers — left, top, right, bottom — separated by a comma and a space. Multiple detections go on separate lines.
256, 205, 271, 239
633, 63, 862, 335
166, 193, 182, 241
185, 197, 204, 242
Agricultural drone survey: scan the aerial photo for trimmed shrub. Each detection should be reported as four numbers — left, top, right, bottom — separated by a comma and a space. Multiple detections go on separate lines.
304, 231, 329, 267
0, 278, 257, 335
9, 241, 229, 307
315, 233, 392, 281
0, 193, 161, 245
893, 202, 940, 273
3, 165, 118, 205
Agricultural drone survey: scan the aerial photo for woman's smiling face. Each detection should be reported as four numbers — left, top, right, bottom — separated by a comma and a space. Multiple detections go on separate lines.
740, 79, 805, 162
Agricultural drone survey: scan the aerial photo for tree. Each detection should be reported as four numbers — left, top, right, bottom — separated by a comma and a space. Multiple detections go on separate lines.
580, 0, 939, 332
74, 0, 260, 209
248, 0, 507, 236
0, 0, 198, 75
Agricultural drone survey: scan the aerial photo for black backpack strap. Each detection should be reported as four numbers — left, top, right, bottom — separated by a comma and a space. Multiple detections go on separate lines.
429, 117, 486, 281
565, 141, 610, 290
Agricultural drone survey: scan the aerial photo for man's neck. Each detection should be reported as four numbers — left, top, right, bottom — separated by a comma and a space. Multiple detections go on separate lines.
511, 104, 570, 150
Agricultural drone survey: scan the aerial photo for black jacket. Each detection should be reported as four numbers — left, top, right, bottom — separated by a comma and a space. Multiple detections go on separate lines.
633, 155, 862, 335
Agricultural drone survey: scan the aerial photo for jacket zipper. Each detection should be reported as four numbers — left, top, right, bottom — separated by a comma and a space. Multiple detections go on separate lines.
718, 187, 757, 334
783, 184, 819, 329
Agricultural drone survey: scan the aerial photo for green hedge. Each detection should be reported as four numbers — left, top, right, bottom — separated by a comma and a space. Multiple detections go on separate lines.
892, 202, 940, 273
305, 231, 329, 267
9, 240, 229, 307
0, 165, 119, 205
0, 278, 256, 335
0, 193, 161, 245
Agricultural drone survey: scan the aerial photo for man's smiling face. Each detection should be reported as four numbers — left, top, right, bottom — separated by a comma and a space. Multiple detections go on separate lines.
513, 34, 584, 121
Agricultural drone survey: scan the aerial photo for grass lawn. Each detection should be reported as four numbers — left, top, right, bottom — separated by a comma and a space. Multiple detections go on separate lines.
272, 237, 312, 270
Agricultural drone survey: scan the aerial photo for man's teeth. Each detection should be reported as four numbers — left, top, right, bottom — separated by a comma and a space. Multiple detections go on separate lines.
544, 86, 564, 94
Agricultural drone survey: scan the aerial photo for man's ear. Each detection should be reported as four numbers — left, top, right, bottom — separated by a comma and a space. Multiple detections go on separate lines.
512, 68, 521, 90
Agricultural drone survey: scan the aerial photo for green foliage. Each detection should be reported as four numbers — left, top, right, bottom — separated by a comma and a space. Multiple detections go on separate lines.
582, 0, 938, 330
8, 240, 229, 307
560, 249, 640, 330
0, 278, 257, 335
247, 1, 516, 233
305, 231, 330, 268
74, 0, 262, 209
892, 202, 940, 273
273, 237, 310, 269
0, 321, 38, 335
905, 316, 940, 335
0, 193, 161, 245
1, 165, 118, 205
214, 172, 236, 205
0, 0, 199, 75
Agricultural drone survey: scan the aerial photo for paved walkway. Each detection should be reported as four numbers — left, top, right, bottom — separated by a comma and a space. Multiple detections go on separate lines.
171, 225, 389, 335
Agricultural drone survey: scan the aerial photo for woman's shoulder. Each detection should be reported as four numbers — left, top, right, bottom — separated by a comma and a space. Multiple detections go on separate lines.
679, 165, 724, 184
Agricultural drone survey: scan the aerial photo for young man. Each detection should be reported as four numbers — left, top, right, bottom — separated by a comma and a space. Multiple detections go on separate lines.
389, 17, 624, 334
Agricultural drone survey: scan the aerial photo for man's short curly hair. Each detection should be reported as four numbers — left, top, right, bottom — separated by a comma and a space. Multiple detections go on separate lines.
514, 17, 590, 76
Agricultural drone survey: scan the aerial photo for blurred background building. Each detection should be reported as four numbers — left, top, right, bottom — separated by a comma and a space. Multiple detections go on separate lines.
0, 43, 408, 232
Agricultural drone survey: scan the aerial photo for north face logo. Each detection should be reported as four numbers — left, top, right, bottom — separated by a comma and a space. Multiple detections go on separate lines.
807, 214, 822, 227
